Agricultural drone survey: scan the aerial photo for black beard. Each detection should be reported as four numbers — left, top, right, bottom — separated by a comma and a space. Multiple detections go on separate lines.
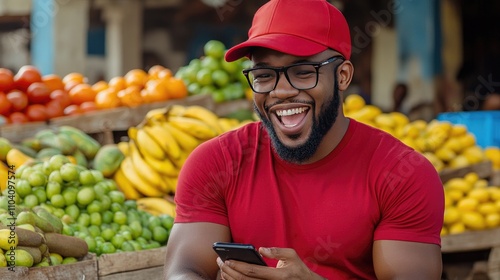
255, 79, 341, 164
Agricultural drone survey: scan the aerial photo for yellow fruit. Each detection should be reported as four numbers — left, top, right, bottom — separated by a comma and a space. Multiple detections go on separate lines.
444, 196, 453, 207
5, 148, 35, 171
456, 197, 479, 211
389, 112, 409, 127
423, 152, 444, 171
477, 202, 497, 215
442, 138, 463, 153
344, 94, 366, 112
0, 229, 17, 250
443, 207, 461, 226
374, 114, 396, 129
434, 147, 456, 162
461, 211, 485, 230
448, 222, 466, 234
496, 200, 500, 212
402, 124, 421, 139
485, 213, 500, 228
446, 189, 464, 202
467, 188, 490, 203
464, 172, 479, 185
458, 133, 476, 149
448, 155, 470, 169
488, 187, 500, 201
450, 124, 468, 137
445, 178, 473, 193
474, 179, 489, 189
484, 147, 500, 166
349, 105, 381, 123
462, 146, 485, 164
412, 120, 428, 131
440, 227, 448, 236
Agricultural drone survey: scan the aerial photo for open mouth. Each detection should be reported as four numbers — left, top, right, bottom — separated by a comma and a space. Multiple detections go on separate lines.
275, 107, 309, 128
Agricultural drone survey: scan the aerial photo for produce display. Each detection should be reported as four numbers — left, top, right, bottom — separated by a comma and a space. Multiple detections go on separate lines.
0, 64, 187, 125
176, 40, 252, 103
113, 104, 251, 202
343, 94, 500, 172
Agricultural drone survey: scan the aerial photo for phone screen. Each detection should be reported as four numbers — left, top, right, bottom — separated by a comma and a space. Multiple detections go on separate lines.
213, 242, 267, 266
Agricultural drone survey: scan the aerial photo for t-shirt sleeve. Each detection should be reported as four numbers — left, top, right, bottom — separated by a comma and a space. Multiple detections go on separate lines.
174, 137, 230, 226
373, 150, 444, 246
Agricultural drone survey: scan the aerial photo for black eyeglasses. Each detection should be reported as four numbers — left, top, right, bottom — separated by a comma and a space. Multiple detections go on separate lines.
242, 56, 344, 94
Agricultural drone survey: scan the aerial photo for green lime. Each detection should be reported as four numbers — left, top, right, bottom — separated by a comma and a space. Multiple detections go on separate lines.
53, 208, 65, 218
62, 257, 78, 264
50, 194, 66, 208
76, 187, 96, 206
100, 242, 116, 255
32, 187, 47, 204
48, 154, 70, 171
152, 226, 169, 243
88, 225, 101, 237
99, 195, 111, 211
121, 241, 135, 252
90, 212, 102, 227
87, 200, 102, 214
91, 170, 104, 183
120, 230, 133, 241
147, 216, 162, 232
48, 170, 63, 184
101, 228, 115, 242
20, 167, 34, 180
104, 179, 117, 191
28, 170, 47, 188
63, 224, 75, 236
65, 204, 80, 221
101, 210, 114, 224
60, 163, 80, 182
84, 236, 97, 253
110, 222, 120, 232
22, 194, 39, 208
62, 187, 77, 206
111, 234, 125, 249
124, 200, 137, 210
113, 211, 127, 225
108, 190, 125, 204
93, 183, 107, 199
46, 181, 62, 199
129, 220, 143, 239
79, 170, 95, 186
160, 214, 174, 230
110, 202, 123, 213
141, 227, 152, 241
77, 213, 91, 227
203, 40, 226, 59
15, 179, 32, 198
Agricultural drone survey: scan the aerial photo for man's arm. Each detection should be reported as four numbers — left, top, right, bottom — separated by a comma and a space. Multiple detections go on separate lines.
373, 240, 442, 280
164, 222, 231, 280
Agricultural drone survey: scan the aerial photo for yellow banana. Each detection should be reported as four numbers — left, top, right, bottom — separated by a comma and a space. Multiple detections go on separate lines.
162, 122, 201, 153
117, 141, 130, 157
142, 123, 181, 160
113, 168, 142, 200
218, 118, 238, 133
136, 127, 166, 160
164, 176, 178, 194
137, 204, 163, 216
171, 151, 189, 169
145, 108, 168, 124
167, 104, 187, 117
181, 105, 223, 134
137, 197, 176, 218
129, 140, 169, 193
168, 116, 218, 140
142, 150, 179, 177
120, 157, 164, 197
128, 126, 138, 141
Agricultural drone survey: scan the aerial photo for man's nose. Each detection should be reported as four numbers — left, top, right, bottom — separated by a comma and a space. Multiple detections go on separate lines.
270, 72, 299, 99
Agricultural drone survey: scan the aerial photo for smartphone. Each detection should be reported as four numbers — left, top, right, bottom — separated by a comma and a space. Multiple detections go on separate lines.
213, 242, 267, 266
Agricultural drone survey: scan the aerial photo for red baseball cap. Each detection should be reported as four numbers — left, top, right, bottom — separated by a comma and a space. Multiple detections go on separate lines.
225, 0, 351, 62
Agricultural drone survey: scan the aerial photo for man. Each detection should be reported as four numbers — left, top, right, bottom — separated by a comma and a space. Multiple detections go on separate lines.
164, 0, 444, 279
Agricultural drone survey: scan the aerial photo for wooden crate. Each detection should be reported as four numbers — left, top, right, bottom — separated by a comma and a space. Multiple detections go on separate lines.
442, 228, 500, 280
97, 247, 166, 279
0, 253, 97, 280
491, 171, 500, 186
439, 160, 493, 184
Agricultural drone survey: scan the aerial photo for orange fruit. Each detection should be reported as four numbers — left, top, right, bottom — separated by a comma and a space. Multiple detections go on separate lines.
92, 80, 109, 93
95, 88, 121, 109
164, 77, 188, 99
108, 76, 127, 91
63, 104, 82, 116
42, 74, 65, 92
142, 80, 168, 103
64, 80, 81, 93
9, 111, 29, 124
158, 69, 173, 80
80, 101, 98, 113
69, 83, 97, 105
125, 69, 148, 88
148, 65, 166, 79
62, 72, 86, 85
117, 86, 143, 107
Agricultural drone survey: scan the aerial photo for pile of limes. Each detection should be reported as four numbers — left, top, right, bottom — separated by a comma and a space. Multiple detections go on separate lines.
176, 40, 251, 103
1, 154, 173, 256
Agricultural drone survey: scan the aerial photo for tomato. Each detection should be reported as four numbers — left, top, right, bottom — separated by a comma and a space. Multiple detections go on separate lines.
0, 68, 15, 93
14, 65, 42, 92
26, 82, 51, 104
25, 104, 48, 122
6, 90, 28, 112
50, 89, 71, 108
45, 99, 65, 119
80, 101, 98, 113
63, 104, 82, 116
9, 111, 29, 124
0, 92, 12, 116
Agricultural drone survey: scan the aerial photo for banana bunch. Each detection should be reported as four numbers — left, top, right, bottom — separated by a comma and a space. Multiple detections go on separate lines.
114, 104, 248, 199
136, 197, 176, 217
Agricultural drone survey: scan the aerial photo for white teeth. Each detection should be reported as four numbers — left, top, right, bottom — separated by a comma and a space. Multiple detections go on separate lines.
276, 107, 307, 117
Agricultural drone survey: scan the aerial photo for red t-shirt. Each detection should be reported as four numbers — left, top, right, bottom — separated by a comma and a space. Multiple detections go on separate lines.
175, 119, 444, 279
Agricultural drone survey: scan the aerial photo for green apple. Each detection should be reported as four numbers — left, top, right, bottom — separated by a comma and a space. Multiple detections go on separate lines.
203, 40, 226, 59
212, 70, 230, 88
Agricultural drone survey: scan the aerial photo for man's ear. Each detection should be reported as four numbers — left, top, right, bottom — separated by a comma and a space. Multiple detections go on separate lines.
337, 60, 354, 91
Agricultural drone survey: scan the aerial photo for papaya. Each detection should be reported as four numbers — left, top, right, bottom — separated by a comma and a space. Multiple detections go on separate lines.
5, 249, 34, 267
56, 133, 78, 155
0, 162, 8, 192
5, 148, 35, 171
20, 137, 42, 152
72, 149, 88, 167
58, 126, 101, 159
36, 147, 62, 160
92, 144, 125, 178
12, 144, 38, 159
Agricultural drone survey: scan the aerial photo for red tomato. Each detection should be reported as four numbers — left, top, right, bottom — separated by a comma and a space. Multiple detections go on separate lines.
6, 90, 28, 112
0, 92, 12, 116
50, 89, 71, 108
45, 99, 65, 119
0, 68, 15, 93
25, 104, 48, 122
26, 82, 51, 104
14, 65, 42, 92
9, 111, 29, 124
63, 104, 82, 116
80, 101, 98, 113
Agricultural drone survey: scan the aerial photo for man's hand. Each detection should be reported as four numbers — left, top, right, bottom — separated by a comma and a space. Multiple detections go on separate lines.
216, 247, 326, 280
